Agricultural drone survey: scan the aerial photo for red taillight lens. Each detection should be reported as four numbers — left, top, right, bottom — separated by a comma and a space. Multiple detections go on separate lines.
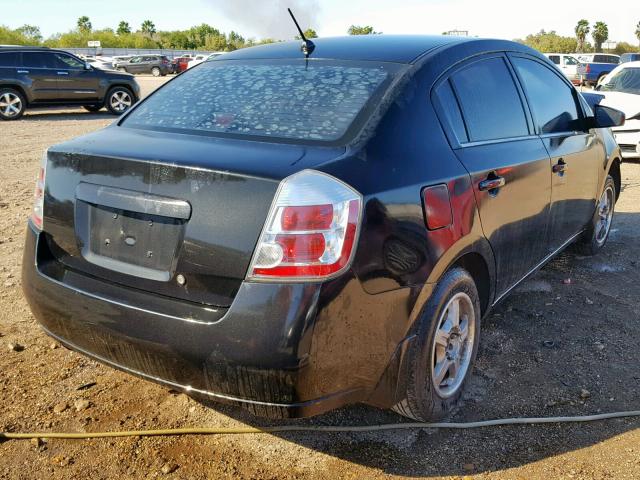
281, 204, 333, 231
276, 233, 326, 262
248, 171, 362, 281
31, 153, 47, 230
585, 64, 591, 73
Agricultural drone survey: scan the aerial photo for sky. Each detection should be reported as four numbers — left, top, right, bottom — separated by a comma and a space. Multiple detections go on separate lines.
3, 0, 639, 45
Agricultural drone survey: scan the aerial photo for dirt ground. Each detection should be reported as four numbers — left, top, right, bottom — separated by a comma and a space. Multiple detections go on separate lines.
1, 75, 640, 479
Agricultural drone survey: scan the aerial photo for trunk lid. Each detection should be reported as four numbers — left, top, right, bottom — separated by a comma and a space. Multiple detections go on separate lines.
43, 127, 344, 307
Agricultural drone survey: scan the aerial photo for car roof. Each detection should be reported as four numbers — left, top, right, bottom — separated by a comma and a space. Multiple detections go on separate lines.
220, 35, 475, 64
618, 61, 640, 68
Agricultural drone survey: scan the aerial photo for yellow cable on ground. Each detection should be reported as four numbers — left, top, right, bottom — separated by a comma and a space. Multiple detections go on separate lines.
3, 410, 640, 440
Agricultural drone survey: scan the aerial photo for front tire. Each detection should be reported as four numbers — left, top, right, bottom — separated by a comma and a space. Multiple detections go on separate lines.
105, 87, 134, 115
578, 175, 616, 256
393, 268, 481, 421
0, 88, 26, 120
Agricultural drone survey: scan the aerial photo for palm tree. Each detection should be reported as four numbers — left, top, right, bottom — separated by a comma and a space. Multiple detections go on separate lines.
77, 16, 92, 34
140, 20, 156, 37
592, 21, 609, 52
117, 21, 131, 36
636, 21, 640, 48
575, 19, 590, 53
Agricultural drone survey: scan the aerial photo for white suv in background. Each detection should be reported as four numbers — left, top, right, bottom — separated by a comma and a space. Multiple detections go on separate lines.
544, 53, 581, 85
596, 61, 640, 160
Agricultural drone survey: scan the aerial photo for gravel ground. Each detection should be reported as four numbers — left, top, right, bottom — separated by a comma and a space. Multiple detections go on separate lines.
1, 76, 640, 479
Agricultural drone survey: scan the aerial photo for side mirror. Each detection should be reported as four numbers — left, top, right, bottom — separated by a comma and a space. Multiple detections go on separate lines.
84, 62, 92, 71
591, 104, 626, 128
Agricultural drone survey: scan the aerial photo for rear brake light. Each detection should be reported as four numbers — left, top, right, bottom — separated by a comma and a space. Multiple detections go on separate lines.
248, 170, 362, 281
31, 152, 47, 231
585, 64, 591, 73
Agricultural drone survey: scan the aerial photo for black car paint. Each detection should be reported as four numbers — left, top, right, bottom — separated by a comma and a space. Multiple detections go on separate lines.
22, 36, 621, 418
0, 47, 139, 107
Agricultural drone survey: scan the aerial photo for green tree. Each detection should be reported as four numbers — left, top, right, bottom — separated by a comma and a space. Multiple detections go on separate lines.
635, 21, 640, 47
77, 16, 92, 33
519, 30, 577, 54
592, 21, 608, 52
347, 25, 379, 35
295, 28, 317, 40
140, 20, 156, 36
575, 19, 590, 53
117, 21, 131, 35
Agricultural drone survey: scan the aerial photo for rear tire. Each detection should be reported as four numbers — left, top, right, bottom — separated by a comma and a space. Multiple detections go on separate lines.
393, 268, 481, 421
578, 175, 616, 256
151, 67, 161, 77
105, 86, 134, 115
0, 88, 26, 120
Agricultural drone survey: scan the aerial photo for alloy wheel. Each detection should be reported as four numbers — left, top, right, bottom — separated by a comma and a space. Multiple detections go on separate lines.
595, 184, 614, 245
0, 92, 23, 118
431, 292, 476, 398
109, 90, 132, 113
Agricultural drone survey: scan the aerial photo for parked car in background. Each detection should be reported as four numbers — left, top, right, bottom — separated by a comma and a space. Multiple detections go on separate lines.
576, 53, 620, 86
594, 61, 640, 159
171, 56, 192, 73
187, 52, 224, 69
112, 55, 134, 64
85, 57, 115, 70
0, 46, 140, 119
620, 53, 640, 63
22, 36, 624, 421
115, 55, 170, 76
544, 53, 581, 85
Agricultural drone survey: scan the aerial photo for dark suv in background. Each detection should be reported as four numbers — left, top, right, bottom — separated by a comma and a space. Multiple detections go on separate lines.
0, 46, 140, 120
114, 55, 170, 76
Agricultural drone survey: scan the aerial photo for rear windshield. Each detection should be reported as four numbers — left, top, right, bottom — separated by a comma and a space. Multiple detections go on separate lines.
122, 59, 402, 144
600, 67, 640, 94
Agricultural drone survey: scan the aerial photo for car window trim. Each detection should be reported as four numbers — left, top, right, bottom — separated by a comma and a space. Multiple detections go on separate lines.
507, 52, 587, 136
431, 52, 536, 149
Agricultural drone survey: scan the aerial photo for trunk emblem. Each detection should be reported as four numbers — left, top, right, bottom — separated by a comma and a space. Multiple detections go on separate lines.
124, 235, 137, 246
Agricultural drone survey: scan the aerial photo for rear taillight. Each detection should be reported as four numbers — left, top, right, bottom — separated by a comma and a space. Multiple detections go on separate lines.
247, 170, 362, 281
585, 64, 591, 73
31, 152, 47, 231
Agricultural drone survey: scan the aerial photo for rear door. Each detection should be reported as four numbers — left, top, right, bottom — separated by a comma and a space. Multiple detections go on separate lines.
441, 54, 552, 296
50, 52, 100, 102
510, 55, 601, 252
20, 51, 59, 101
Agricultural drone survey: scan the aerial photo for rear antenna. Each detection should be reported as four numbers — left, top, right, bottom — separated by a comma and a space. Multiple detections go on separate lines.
288, 8, 315, 58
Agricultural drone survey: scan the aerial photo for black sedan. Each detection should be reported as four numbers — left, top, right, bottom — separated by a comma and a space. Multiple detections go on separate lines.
22, 35, 624, 420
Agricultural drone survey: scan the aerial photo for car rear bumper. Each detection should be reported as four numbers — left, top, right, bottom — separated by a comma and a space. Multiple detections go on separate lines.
612, 130, 640, 160
23, 224, 415, 418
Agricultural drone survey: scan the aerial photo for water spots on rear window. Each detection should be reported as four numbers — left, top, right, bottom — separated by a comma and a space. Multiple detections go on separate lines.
125, 62, 389, 142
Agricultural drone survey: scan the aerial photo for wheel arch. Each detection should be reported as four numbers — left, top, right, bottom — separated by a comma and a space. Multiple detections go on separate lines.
0, 84, 30, 105
608, 157, 621, 201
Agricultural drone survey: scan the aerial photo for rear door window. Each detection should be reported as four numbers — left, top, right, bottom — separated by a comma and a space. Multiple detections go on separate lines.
450, 57, 529, 142
123, 59, 403, 144
512, 57, 580, 134
0, 52, 19, 67
22, 52, 56, 69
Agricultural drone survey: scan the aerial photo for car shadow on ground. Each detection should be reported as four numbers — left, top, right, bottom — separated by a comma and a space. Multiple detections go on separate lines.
20, 109, 116, 121
194, 210, 640, 477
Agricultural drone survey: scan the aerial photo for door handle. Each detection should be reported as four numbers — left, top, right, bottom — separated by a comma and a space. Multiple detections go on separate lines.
17, 69, 29, 74
552, 158, 567, 175
56, 71, 69, 75
478, 176, 506, 192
